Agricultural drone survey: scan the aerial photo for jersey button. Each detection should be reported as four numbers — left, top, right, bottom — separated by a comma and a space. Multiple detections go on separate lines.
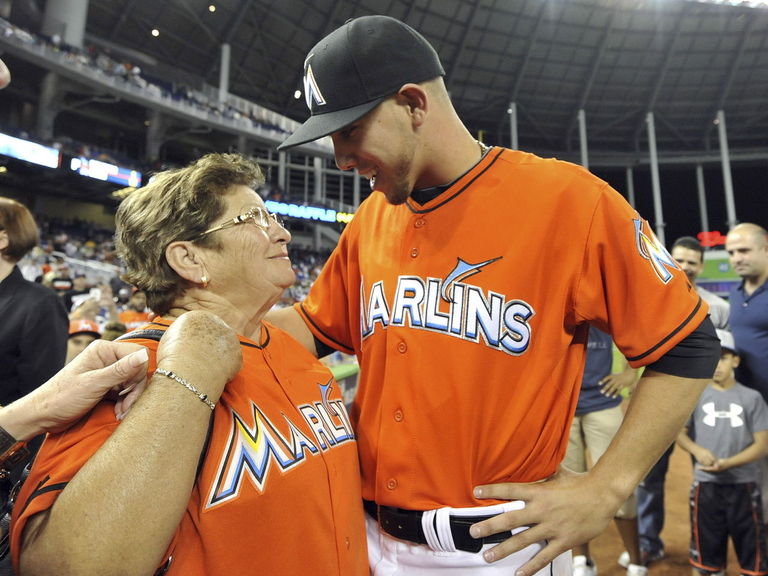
414, 218, 426, 228
397, 341, 407, 353
394, 409, 404, 422
386, 478, 398, 490
410, 247, 419, 258
345, 537, 350, 549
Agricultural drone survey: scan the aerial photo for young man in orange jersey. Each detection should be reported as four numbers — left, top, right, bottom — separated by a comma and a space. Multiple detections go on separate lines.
271, 15, 719, 576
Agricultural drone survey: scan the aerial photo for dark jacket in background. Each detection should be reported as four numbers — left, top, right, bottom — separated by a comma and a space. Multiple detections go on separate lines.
0, 266, 68, 405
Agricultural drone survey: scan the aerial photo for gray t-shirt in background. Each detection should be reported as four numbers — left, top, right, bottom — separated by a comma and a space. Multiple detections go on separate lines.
687, 381, 768, 484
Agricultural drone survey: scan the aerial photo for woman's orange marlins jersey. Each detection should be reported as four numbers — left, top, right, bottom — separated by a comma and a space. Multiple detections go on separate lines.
11, 319, 369, 575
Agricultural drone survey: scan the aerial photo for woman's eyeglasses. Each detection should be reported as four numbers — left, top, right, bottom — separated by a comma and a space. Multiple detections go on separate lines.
193, 207, 285, 241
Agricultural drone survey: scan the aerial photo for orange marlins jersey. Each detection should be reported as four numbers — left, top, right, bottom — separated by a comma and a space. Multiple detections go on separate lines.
118, 309, 151, 331
297, 147, 708, 511
11, 319, 368, 575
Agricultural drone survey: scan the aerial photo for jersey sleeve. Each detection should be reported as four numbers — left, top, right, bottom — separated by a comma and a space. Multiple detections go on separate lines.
574, 186, 708, 367
11, 337, 163, 570
296, 216, 361, 355
10, 402, 120, 569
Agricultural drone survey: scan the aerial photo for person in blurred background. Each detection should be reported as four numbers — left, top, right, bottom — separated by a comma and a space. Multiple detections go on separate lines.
0, 197, 68, 409
65, 319, 101, 365
48, 263, 73, 295
567, 327, 644, 576
677, 329, 768, 576
69, 284, 119, 331
61, 273, 90, 313
101, 321, 127, 342
726, 222, 768, 520
629, 235, 731, 566
118, 289, 150, 331
0, 194, 68, 576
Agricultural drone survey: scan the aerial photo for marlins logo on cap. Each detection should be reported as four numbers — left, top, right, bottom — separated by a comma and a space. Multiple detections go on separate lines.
279, 15, 445, 150
303, 54, 326, 110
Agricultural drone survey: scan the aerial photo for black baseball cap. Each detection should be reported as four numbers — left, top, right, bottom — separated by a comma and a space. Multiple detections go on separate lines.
278, 15, 445, 151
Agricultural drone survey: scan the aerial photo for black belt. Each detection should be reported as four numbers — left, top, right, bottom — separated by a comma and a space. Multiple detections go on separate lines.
363, 499, 510, 553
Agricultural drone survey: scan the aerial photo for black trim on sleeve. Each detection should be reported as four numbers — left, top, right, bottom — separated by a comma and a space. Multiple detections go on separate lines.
626, 296, 703, 363
645, 315, 719, 379
16, 476, 67, 518
115, 328, 166, 342
298, 303, 355, 355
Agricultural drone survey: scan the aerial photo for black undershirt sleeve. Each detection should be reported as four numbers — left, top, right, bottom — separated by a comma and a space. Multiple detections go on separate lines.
314, 336, 336, 359
645, 315, 719, 379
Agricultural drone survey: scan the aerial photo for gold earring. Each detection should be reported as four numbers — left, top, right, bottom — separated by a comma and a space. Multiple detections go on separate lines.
201, 275, 209, 287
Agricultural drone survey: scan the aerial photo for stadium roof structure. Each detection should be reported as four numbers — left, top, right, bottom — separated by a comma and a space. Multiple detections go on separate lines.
70, 0, 768, 166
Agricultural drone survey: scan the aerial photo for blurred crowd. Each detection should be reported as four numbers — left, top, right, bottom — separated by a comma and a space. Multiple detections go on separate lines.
17, 215, 330, 357
0, 14, 291, 169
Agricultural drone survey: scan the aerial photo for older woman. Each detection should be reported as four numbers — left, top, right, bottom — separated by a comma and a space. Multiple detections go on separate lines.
11, 154, 368, 575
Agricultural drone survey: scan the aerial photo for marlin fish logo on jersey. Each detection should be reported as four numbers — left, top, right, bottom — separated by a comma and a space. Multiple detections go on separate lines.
205, 378, 354, 509
441, 257, 502, 302
634, 217, 680, 284
360, 256, 535, 355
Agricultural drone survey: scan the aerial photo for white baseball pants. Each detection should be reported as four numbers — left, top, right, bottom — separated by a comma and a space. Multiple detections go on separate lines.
366, 501, 572, 575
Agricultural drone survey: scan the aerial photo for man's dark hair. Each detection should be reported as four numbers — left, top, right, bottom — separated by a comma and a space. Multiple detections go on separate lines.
671, 236, 704, 260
